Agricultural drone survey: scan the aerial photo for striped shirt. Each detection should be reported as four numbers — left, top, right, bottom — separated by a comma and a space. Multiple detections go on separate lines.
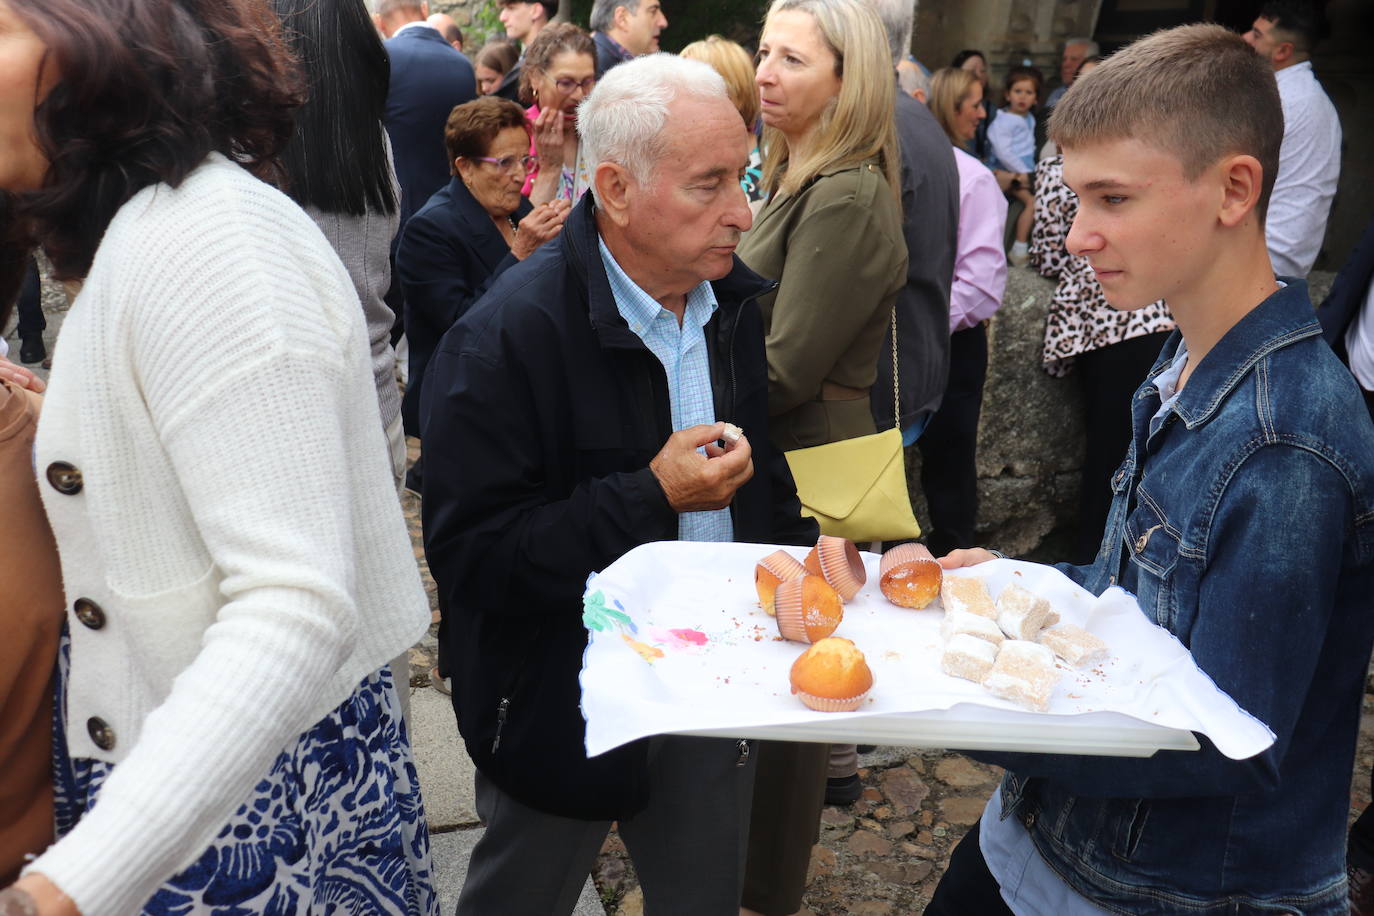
598, 237, 734, 543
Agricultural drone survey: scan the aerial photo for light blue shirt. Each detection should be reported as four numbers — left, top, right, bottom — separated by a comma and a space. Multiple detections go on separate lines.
979, 791, 1117, 915
987, 109, 1037, 174
598, 237, 734, 544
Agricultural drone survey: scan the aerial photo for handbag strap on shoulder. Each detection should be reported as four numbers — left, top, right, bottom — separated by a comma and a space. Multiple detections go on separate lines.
890, 306, 900, 430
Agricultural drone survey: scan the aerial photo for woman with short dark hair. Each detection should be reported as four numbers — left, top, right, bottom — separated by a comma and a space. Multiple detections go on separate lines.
0, 0, 437, 912
397, 96, 568, 435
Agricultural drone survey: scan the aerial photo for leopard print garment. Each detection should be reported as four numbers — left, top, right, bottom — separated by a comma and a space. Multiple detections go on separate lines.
1030, 155, 1176, 378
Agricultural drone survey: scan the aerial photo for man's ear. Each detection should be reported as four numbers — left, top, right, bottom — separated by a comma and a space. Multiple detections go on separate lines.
1216, 153, 1264, 228
1274, 39, 1296, 66
594, 162, 633, 227
613, 4, 630, 33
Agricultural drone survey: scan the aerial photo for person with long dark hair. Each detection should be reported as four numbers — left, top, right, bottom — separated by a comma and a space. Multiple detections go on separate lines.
0, 0, 435, 913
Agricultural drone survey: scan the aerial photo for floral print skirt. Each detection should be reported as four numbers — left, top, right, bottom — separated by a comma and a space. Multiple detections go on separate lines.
52, 632, 438, 915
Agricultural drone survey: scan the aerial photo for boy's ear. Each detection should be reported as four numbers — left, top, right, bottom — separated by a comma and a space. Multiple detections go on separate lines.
1216, 154, 1264, 228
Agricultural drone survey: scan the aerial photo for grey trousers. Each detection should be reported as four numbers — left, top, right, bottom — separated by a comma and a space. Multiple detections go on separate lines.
456, 735, 756, 916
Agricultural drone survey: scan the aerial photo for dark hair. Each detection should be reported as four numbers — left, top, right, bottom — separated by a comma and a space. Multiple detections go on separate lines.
444, 97, 531, 164
475, 40, 521, 77
1003, 65, 1043, 103
950, 49, 986, 68
1257, 0, 1329, 54
272, 0, 397, 216
519, 22, 596, 105
2, 0, 303, 283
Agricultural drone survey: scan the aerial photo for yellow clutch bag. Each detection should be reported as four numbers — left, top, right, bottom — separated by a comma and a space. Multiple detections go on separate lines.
784, 425, 921, 543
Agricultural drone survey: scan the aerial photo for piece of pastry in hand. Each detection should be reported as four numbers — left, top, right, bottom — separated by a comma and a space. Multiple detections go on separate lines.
940, 609, 1005, 646
773, 575, 844, 643
803, 535, 867, 601
941, 633, 998, 683
941, 575, 997, 618
790, 636, 874, 712
755, 550, 808, 616
982, 640, 1059, 712
1038, 623, 1109, 668
879, 543, 943, 609
995, 582, 1058, 641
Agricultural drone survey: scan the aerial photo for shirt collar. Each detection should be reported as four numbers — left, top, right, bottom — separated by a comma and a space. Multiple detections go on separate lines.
598, 31, 635, 63
1275, 60, 1313, 83
596, 235, 718, 337
1149, 279, 1320, 429
393, 20, 438, 37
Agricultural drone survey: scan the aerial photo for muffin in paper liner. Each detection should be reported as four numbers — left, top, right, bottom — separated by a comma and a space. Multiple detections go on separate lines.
803, 535, 867, 601
879, 542, 942, 609
773, 575, 843, 643
755, 550, 808, 616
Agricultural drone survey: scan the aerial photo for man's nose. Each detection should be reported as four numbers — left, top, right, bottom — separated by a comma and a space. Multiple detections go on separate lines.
1065, 211, 1098, 257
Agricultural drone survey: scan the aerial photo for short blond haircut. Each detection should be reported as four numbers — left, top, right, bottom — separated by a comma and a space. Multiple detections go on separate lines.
927, 67, 978, 148
1049, 23, 1283, 219
679, 35, 760, 131
759, 0, 899, 201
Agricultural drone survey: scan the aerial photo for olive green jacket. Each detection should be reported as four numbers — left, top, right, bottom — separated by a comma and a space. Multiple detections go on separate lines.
738, 158, 907, 451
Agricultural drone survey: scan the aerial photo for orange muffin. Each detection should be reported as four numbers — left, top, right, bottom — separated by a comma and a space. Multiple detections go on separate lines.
773, 575, 844, 643
879, 542, 943, 609
803, 535, 867, 601
755, 550, 808, 616
789, 637, 874, 712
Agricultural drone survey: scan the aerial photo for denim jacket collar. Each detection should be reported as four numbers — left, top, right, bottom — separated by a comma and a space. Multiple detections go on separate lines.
1147, 278, 1321, 430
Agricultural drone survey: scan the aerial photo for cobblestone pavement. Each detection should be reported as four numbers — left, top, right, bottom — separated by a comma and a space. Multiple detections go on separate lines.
400, 465, 1374, 915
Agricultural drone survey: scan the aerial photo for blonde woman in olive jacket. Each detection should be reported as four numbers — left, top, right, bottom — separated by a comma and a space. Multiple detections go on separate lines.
737, 3, 905, 915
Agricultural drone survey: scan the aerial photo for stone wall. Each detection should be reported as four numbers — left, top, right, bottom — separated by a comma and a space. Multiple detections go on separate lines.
908, 268, 1338, 559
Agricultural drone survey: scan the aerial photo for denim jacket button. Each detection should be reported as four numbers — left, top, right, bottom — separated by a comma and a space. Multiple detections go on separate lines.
1109, 575, 1117, 585
1021, 810, 1036, 830
1136, 533, 1149, 552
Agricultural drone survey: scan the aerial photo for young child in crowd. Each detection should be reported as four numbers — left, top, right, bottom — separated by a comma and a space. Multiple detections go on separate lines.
927, 23, 1374, 916
987, 65, 1041, 266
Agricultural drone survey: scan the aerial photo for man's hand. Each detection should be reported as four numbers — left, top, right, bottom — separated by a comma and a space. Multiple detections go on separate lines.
511, 199, 570, 260
650, 422, 754, 513
0, 356, 44, 392
937, 548, 1001, 570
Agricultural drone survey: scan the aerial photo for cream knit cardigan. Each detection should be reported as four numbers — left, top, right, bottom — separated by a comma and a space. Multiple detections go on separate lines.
25, 155, 431, 914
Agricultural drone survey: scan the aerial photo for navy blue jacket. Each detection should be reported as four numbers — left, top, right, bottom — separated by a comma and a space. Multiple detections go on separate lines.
980, 282, 1374, 914
419, 196, 818, 820
1318, 215, 1374, 357
383, 26, 476, 225
396, 176, 531, 434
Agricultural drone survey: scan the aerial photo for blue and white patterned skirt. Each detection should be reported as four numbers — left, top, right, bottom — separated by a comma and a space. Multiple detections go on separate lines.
52, 633, 438, 915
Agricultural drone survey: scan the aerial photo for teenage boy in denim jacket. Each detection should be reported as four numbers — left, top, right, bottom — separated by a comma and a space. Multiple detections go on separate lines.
926, 24, 1374, 916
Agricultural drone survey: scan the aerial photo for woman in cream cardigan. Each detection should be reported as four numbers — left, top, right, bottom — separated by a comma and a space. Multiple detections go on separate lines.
738, 2, 906, 914
0, 0, 434, 914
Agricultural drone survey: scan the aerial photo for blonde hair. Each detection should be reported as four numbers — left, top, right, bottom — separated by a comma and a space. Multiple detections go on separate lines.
927, 67, 977, 147
759, 0, 899, 200
1050, 23, 1283, 219
679, 35, 760, 131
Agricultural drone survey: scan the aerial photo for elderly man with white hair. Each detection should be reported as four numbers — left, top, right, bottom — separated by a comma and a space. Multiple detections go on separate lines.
419, 54, 817, 916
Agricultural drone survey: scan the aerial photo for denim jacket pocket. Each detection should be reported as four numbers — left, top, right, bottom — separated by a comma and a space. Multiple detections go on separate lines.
1108, 797, 1151, 862
1124, 486, 1180, 628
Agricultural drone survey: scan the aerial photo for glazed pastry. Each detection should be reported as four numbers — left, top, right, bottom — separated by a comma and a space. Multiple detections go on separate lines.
941, 575, 996, 618
995, 582, 1058, 641
773, 575, 844, 643
941, 633, 998, 683
789, 636, 874, 712
803, 535, 867, 601
940, 609, 1005, 646
1038, 623, 1109, 668
879, 543, 942, 609
982, 640, 1059, 712
755, 550, 808, 616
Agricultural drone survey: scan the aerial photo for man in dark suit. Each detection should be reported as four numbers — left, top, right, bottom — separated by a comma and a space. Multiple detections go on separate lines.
378, 0, 477, 226
491, 0, 556, 102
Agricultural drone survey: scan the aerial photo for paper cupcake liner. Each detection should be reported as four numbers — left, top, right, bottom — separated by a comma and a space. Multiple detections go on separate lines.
773, 576, 841, 643
879, 547, 942, 609
755, 550, 808, 616
815, 536, 866, 601
879, 542, 935, 575
793, 687, 872, 713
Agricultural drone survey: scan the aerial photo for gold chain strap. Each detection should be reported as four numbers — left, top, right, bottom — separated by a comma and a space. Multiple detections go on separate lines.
890, 306, 900, 430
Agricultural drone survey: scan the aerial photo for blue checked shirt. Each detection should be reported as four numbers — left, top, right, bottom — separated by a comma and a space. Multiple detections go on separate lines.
598, 237, 734, 543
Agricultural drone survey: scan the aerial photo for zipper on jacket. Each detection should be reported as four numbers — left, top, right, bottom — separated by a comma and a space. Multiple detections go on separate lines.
735, 739, 751, 767
492, 697, 510, 754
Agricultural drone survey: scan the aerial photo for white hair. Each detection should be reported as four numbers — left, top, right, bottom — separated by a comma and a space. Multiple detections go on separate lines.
897, 63, 929, 99
858, 0, 916, 68
577, 53, 729, 203
1066, 37, 1100, 56
589, 0, 641, 33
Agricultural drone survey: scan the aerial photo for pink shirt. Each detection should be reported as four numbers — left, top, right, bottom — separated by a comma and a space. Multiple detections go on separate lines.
949, 147, 1008, 333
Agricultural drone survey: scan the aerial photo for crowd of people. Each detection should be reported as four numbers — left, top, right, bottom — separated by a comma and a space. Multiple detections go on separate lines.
0, 0, 1371, 915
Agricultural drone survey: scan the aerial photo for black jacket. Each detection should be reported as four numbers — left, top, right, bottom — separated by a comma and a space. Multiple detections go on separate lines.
420, 196, 817, 820
396, 176, 531, 434
1318, 215, 1374, 357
